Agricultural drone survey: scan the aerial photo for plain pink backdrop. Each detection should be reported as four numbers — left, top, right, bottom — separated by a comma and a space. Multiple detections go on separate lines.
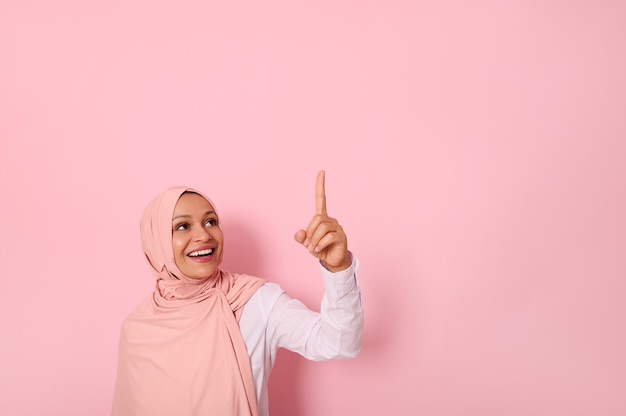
1, 1, 625, 415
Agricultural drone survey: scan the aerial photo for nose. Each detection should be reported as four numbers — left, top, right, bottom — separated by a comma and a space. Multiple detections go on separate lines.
192, 226, 212, 242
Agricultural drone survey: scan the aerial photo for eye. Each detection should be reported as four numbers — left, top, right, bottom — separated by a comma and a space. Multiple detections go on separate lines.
205, 218, 218, 227
174, 222, 189, 231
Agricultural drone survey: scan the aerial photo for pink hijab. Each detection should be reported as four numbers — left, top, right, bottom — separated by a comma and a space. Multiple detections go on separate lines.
111, 186, 265, 416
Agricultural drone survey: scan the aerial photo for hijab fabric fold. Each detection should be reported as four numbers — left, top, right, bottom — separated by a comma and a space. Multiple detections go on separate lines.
111, 187, 265, 416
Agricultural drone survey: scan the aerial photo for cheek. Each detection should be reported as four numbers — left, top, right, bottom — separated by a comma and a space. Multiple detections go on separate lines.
172, 236, 186, 256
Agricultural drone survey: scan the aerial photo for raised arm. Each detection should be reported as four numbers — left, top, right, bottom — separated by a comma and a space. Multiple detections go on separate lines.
267, 170, 363, 360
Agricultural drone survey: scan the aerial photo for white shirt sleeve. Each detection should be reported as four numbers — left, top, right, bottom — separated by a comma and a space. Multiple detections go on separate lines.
239, 253, 363, 415
267, 253, 363, 361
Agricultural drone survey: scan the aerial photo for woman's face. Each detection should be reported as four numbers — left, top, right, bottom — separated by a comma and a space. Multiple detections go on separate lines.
171, 192, 224, 279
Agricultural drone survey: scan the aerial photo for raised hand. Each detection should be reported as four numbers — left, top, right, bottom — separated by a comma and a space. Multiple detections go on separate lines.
294, 170, 351, 272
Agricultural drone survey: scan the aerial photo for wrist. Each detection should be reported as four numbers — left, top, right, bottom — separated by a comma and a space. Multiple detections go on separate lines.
321, 252, 352, 273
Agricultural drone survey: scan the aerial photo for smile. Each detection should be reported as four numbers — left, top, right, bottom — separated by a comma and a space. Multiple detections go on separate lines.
188, 248, 214, 257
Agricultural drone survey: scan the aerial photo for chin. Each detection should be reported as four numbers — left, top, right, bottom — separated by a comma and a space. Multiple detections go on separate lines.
189, 268, 218, 280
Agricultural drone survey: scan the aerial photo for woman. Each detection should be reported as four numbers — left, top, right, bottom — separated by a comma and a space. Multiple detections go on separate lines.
111, 171, 363, 416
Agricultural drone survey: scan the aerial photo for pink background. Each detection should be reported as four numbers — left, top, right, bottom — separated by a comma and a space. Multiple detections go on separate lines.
1, 1, 625, 415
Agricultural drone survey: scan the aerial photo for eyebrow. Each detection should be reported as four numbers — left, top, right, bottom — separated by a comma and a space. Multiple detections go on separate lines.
172, 211, 216, 222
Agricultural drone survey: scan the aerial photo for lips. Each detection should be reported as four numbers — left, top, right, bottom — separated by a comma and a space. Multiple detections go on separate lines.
185, 246, 218, 264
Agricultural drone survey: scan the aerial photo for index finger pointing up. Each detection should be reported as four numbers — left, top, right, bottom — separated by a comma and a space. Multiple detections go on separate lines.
316, 170, 327, 215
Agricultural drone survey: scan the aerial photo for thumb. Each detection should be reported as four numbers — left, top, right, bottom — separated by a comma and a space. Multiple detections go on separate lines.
294, 229, 307, 244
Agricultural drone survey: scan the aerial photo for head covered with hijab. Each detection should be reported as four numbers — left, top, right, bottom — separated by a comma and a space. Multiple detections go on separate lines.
139, 186, 228, 303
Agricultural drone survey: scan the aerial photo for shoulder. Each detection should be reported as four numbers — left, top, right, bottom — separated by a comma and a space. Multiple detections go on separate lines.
247, 282, 285, 307
241, 282, 287, 322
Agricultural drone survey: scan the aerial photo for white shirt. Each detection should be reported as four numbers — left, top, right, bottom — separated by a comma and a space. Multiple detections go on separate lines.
239, 254, 363, 416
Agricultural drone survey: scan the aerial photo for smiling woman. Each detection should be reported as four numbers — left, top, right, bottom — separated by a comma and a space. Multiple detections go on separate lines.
110, 172, 364, 416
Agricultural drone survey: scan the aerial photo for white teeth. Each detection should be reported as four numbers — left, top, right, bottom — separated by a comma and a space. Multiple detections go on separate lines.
188, 249, 213, 257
